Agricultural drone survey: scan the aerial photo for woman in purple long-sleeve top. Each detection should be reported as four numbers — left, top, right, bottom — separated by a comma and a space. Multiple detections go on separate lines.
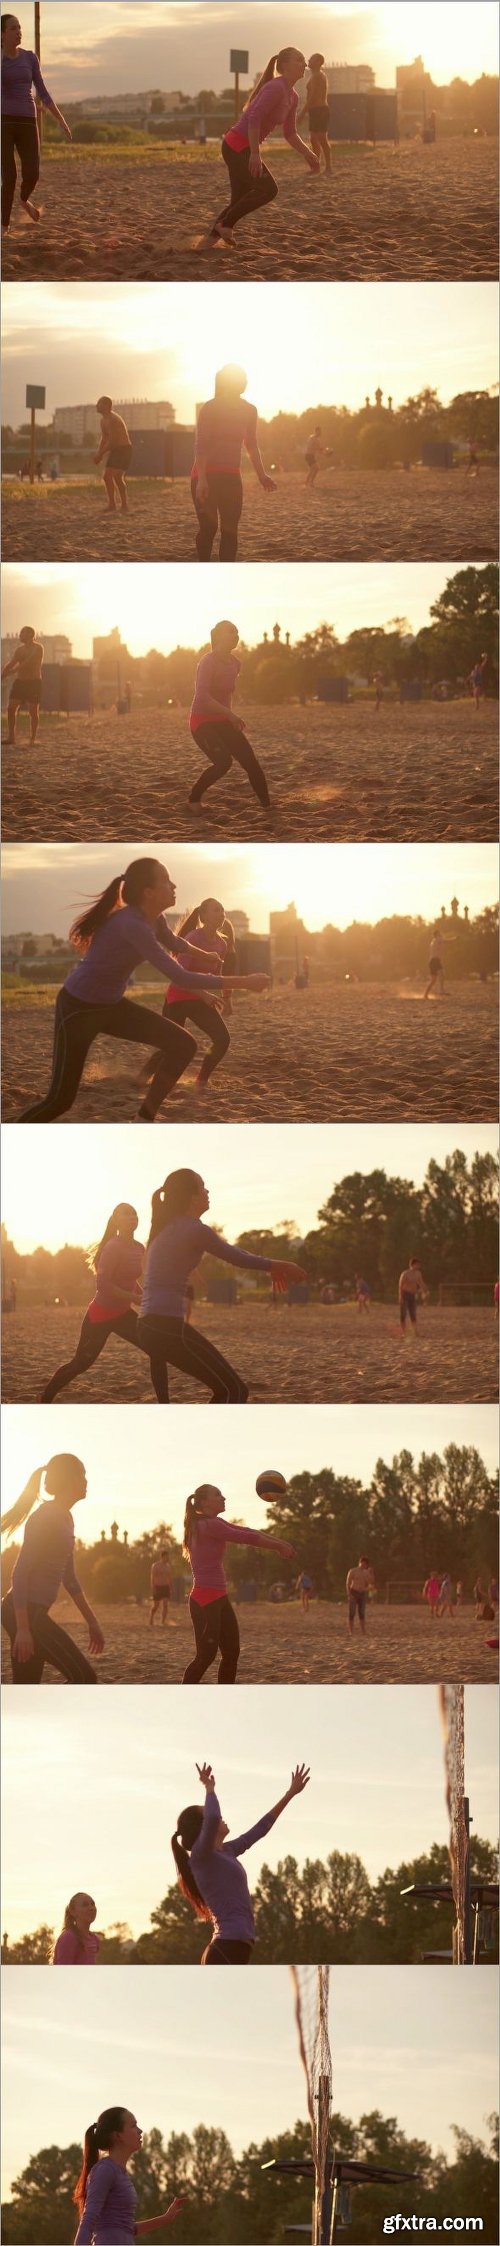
172, 1759, 310, 1962
137, 1167, 308, 1403
181, 1480, 296, 1682
1, 11, 72, 232
73, 2106, 185, 2244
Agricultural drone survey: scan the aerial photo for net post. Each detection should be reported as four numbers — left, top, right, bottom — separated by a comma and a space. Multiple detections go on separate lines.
463, 1797, 473, 1964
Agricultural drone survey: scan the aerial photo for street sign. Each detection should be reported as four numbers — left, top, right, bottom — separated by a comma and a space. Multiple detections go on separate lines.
230, 48, 248, 72
26, 384, 46, 408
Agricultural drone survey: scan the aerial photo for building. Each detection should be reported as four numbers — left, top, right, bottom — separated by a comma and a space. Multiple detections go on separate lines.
1, 632, 72, 668
326, 64, 375, 93
53, 400, 175, 446
396, 56, 432, 130
270, 902, 308, 974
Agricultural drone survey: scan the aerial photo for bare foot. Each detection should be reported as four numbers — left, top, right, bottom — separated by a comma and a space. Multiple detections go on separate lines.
21, 198, 42, 224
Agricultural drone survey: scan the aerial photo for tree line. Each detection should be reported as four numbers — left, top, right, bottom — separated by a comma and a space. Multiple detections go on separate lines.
2, 1150, 498, 1306
2, 1445, 497, 1606
2, 1836, 498, 1971
2, 2110, 498, 2243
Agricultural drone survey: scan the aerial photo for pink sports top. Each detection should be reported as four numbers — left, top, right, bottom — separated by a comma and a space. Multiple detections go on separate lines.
190, 651, 241, 733
225, 77, 299, 151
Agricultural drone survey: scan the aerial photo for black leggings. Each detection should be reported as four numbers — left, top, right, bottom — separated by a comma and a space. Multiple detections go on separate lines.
41, 1308, 150, 1401
2, 115, 40, 229
147, 998, 230, 1084
191, 471, 243, 562
1, 1593, 97, 1683
19, 987, 196, 1122
190, 719, 270, 808
201, 1936, 253, 1963
137, 1314, 249, 1404
183, 1592, 240, 1682
213, 140, 278, 234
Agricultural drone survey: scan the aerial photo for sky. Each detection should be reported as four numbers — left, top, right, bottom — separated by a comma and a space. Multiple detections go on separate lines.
2, 841, 497, 939
2, 1121, 497, 1255
17, 2, 500, 99
2, 1685, 497, 1941
0, 559, 470, 660
2, 1400, 498, 1542
2, 281, 498, 428
2, 1965, 497, 2200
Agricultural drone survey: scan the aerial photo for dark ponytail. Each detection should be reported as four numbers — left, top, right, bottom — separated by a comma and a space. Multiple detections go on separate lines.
241, 47, 303, 110
1, 16, 16, 38
171, 1809, 212, 1920
148, 1170, 202, 1245
69, 859, 163, 952
74, 2107, 127, 2216
182, 1484, 215, 1557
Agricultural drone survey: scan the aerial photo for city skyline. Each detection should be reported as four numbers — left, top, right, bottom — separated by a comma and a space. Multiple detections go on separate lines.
2, 841, 498, 939
22, 3, 500, 99
2, 281, 498, 429
1, 559, 475, 659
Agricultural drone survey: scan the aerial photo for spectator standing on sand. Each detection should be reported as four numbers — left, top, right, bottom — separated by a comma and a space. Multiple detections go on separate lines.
488, 1575, 499, 1617
304, 426, 328, 486
346, 1556, 374, 1636
198, 48, 318, 250
1, 10, 72, 232
373, 671, 384, 712
465, 441, 480, 478
2, 624, 44, 744
149, 1551, 172, 1627
296, 1569, 313, 1610
474, 1574, 486, 1618
438, 1572, 455, 1618
422, 1571, 441, 1621
191, 364, 276, 562
53, 1894, 99, 1965
188, 620, 272, 812
94, 398, 133, 515
398, 1258, 427, 1334
355, 1273, 371, 1314
300, 52, 332, 174
470, 652, 488, 706
423, 926, 456, 999
181, 1481, 295, 1682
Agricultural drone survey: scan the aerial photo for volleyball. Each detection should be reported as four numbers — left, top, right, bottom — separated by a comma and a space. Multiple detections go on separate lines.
255, 1469, 287, 1501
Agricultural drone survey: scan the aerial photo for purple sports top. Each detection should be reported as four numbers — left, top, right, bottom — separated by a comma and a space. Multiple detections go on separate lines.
64, 906, 224, 1006
2, 51, 53, 115
190, 1788, 277, 1941
140, 1219, 272, 1321
11, 1503, 80, 1609
74, 2157, 137, 2244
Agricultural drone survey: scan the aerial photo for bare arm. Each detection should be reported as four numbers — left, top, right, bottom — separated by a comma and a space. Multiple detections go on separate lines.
246, 431, 276, 492
1, 654, 20, 680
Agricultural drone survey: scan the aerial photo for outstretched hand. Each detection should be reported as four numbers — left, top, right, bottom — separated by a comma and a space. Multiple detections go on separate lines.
196, 1761, 216, 1792
288, 1763, 310, 1797
270, 1260, 308, 1292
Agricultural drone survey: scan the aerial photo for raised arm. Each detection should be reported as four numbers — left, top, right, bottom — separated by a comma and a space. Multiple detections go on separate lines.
231, 1765, 310, 1857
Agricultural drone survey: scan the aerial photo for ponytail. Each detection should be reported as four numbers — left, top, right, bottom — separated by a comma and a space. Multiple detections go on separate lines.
70, 858, 163, 952
1, 1466, 45, 1540
183, 1484, 214, 1557
241, 48, 302, 110
90, 1203, 138, 1272
148, 1170, 201, 1244
171, 1812, 211, 1921
74, 2107, 127, 2216
1, 1454, 85, 1540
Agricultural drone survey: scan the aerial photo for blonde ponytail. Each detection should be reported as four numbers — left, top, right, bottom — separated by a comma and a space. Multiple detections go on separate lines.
1, 1466, 45, 1540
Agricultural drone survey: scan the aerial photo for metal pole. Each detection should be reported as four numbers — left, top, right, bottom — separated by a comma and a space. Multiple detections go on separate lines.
463, 1798, 472, 1964
30, 406, 36, 485
234, 68, 239, 119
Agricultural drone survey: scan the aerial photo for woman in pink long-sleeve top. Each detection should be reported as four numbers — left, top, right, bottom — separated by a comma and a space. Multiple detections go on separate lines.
53, 1893, 100, 1966
181, 1481, 296, 1681
200, 46, 319, 249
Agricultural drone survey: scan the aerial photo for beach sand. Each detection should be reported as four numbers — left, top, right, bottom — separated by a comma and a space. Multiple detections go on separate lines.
2, 701, 497, 844
1, 1596, 496, 1687
3, 980, 498, 1125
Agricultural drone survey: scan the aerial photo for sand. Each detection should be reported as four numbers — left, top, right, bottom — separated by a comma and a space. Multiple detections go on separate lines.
2, 140, 497, 283
3, 981, 497, 1126
2, 467, 496, 564
2, 1597, 496, 1687
2, 700, 497, 845
2, 1303, 497, 1405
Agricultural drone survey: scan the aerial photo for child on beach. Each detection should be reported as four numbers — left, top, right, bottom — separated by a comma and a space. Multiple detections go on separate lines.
2, 624, 44, 743
300, 53, 332, 174
191, 364, 276, 561
94, 398, 132, 514
199, 47, 318, 248
1, 11, 72, 231
188, 621, 271, 810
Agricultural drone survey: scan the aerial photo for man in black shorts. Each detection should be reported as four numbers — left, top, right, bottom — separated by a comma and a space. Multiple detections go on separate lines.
94, 396, 132, 513
2, 624, 44, 744
149, 1550, 173, 1627
346, 1556, 374, 1635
